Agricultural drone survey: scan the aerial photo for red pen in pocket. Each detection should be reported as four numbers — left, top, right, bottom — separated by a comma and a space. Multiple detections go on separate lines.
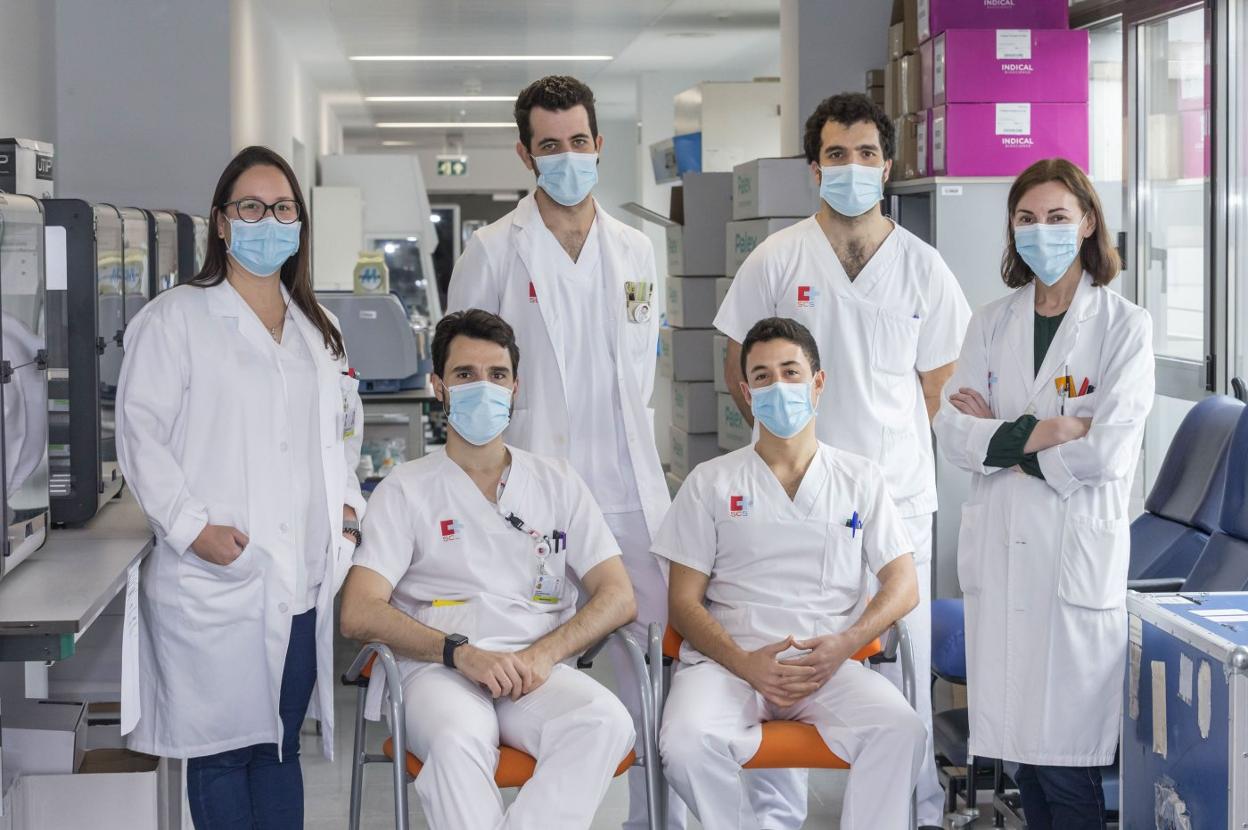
1077, 377, 1090, 397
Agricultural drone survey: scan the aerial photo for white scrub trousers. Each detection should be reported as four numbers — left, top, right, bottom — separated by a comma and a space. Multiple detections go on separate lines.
873, 514, 941, 826
660, 659, 926, 830
604, 510, 807, 830
402, 662, 634, 829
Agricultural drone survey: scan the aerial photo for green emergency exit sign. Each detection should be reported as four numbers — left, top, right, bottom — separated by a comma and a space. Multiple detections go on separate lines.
436, 155, 469, 177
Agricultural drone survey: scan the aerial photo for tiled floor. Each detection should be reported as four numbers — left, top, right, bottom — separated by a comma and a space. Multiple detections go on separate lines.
300, 631, 1018, 829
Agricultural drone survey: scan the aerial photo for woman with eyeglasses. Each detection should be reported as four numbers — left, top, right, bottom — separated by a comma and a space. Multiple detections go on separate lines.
116, 145, 365, 828
933, 159, 1154, 829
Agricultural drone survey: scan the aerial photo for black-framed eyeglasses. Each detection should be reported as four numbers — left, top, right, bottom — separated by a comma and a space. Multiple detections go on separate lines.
221, 198, 302, 224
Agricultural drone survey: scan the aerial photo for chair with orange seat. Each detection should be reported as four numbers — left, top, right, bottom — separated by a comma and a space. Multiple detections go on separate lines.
342, 631, 660, 830
647, 620, 917, 826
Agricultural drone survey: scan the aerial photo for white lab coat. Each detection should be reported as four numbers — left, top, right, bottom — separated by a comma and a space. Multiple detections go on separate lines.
446, 194, 670, 540
933, 274, 1154, 766
116, 280, 365, 760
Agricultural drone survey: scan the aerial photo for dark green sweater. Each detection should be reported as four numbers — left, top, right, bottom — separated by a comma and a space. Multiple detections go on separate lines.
983, 312, 1066, 478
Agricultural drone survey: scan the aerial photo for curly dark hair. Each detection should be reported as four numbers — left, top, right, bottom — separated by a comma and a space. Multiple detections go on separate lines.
514, 75, 598, 152
432, 309, 521, 380
802, 93, 895, 164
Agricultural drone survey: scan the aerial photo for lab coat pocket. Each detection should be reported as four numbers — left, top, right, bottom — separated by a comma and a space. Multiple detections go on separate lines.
821, 524, 864, 615
178, 544, 266, 630
1058, 514, 1129, 611
1068, 390, 1099, 419
955, 504, 987, 596
872, 310, 921, 377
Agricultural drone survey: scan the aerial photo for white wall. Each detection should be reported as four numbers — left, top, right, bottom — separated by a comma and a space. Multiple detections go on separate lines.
53, 0, 232, 213
780, 0, 893, 155
230, 0, 321, 194
594, 117, 639, 227
420, 146, 536, 195
0, 0, 56, 143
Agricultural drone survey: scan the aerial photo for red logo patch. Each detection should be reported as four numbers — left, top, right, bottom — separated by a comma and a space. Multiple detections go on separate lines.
796, 285, 818, 308
729, 495, 751, 517
440, 519, 461, 541
528, 281, 538, 303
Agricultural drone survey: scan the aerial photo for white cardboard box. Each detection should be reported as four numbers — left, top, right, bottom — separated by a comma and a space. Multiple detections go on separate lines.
671, 381, 718, 434
670, 426, 720, 479
715, 278, 733, 314
664, 172, 733, 276
718, 393, 752, 451
732, 157, 818, 220
659, 328, 715, 382
11, 749, 163, 830
713, 333, 730, 394
1, 699, 86, 791
725, 217, 802, 275
666, 277, 719, 329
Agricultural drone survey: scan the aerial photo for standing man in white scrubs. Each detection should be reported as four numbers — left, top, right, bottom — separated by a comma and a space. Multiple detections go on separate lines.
715, 92, 971, 828
340, 309, 638, 829
657, 317, 925, 830
446, 75, 687, 828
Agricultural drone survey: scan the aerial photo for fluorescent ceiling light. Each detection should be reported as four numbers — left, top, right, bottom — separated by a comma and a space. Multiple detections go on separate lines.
381, 140, 416, 146
367, 95, 516, 103
377, 122, 513, 129
351, 55, 612, 62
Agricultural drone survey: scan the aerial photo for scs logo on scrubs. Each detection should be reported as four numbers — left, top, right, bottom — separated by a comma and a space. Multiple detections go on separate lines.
440, 519, 462, 541
729, 495, 752, 517
528, 281, 538, 303
796, 285, 818, 308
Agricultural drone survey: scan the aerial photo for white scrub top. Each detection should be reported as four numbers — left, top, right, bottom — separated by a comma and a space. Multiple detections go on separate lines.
277, 316, 331, 613
537, 221, 640, 514
714, 218, 971, 524
652, 443, 913, 665
353, 445, 622, 654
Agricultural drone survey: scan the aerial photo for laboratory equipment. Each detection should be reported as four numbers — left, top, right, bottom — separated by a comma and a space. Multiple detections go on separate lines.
42, 199, 126, 525
144, 209, 179, 296
316, 291, 425, 392
0, 193, 50, 581
117, 208, 150, 326
175, 212, 208, 284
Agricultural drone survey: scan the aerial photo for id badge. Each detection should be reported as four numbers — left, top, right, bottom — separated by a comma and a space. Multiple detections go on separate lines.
625, 280, 653, 324
342, 393, 357, 440
532, 572, 563, 604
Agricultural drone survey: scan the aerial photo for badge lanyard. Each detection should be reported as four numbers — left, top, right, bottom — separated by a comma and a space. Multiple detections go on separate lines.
501, 510, 566, 605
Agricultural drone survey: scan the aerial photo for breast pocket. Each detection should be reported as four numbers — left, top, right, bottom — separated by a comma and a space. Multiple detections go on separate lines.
1068, 390, 1099, 419
822, 523, 866, 615
1058, 514, 1129, 611
873, 310, 921, 377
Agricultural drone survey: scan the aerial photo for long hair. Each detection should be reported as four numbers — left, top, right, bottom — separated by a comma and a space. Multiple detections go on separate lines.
1000, 158, 1120, 289
192, 145, 345, 359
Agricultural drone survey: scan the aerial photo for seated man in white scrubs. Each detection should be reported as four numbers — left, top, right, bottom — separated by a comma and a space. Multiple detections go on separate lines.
340, 308, 638, 829
656, 317, 925, 830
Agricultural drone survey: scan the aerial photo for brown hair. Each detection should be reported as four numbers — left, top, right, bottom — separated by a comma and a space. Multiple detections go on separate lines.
432, 309, 521, 380
192, 145, 345, 359
514, 75, 598, 152
740, 317, 822, 378
1001, 158, 1120, 289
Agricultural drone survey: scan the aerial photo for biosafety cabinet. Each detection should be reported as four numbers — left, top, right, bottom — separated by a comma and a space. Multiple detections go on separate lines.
117, 207, 151, 326
144, 209, 179, 296
43, 200, 126, 526
175, 211, 208, 283
0, 194, 50, 581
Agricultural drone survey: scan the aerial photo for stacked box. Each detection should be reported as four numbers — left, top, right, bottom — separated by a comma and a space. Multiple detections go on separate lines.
660, 172, 732, 483
725, 217, 802, 275
717, 393, 752, 452
891, 0, 1083, 180
866, 68, 887, 110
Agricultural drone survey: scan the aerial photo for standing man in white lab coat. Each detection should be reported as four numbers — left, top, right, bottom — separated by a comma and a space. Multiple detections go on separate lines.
715, 92, 971, 828
446, 74, 687, 828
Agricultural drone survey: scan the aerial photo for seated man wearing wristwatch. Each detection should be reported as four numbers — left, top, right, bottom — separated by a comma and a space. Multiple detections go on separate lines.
340, 309, 638, 829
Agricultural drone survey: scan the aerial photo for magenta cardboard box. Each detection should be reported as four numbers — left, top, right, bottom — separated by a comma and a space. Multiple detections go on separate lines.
917, 0, 1069, 42
920, 29, 1089, 109
931, 103, 1089, 177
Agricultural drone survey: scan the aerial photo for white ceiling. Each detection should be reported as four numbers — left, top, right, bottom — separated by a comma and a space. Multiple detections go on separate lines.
261, 0, 780, 151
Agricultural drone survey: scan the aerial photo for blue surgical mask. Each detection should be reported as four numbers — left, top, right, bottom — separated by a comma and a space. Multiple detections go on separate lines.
446, 380, 512, 446
1014, 220, 1083, 286
819, 164, 885, 218
750, 380, 816, 439
534, 152, 598, 207
227, 217, 301, 277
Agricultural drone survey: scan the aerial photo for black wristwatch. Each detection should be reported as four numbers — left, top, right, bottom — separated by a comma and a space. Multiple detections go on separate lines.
443, 633, 469, 668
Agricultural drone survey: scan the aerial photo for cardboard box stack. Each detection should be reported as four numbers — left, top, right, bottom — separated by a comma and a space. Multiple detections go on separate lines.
660, 172, 732, 487
889, 0, 1088, 180
710, 157, 816, 455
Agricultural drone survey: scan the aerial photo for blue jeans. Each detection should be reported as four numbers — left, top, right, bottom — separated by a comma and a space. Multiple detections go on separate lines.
1015, 763, 1106, 830
187, 609, 318, 830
